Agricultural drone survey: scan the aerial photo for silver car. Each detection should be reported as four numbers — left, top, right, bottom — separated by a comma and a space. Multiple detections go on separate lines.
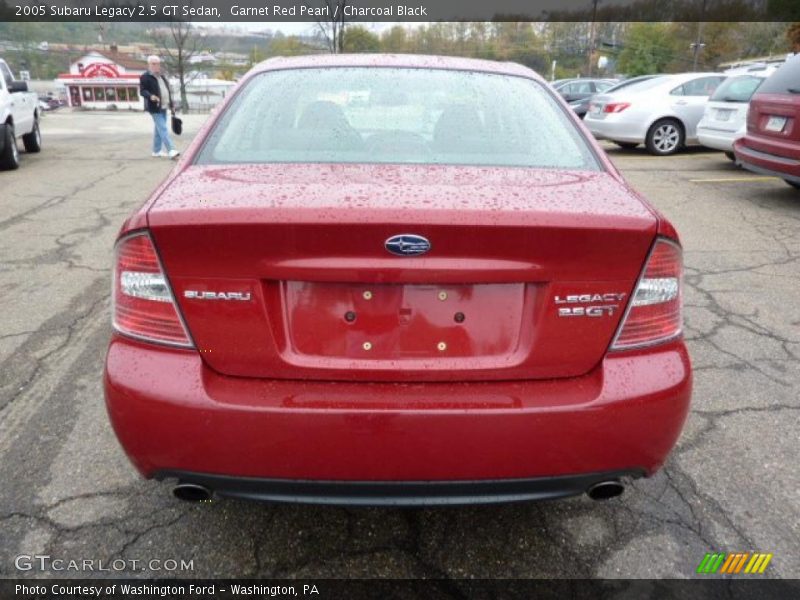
697, 71, 775, 160
585, 73, 727, 155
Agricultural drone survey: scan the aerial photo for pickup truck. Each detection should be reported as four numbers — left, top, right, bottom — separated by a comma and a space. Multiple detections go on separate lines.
1, 58, 41, 170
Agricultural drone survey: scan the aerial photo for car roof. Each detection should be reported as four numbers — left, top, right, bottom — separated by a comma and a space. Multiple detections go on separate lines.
614, 72, 723, 92
660, 72, 725, 83
251, 53, 542, 81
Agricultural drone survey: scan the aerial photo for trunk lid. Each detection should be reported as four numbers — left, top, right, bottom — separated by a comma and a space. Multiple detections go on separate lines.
148, 163, 657, 382
701, 100, 748, 134
748, 93, 800, 147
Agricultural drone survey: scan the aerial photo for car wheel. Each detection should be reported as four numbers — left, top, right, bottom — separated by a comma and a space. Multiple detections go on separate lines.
785, 180, 800, 190
614, 142, 639, 149
645, 119, 684, 156
0, 123, 20, 170
22, 119, 42, 153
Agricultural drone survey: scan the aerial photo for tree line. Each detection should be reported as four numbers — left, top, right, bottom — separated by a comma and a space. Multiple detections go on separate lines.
1, 21, 798, 83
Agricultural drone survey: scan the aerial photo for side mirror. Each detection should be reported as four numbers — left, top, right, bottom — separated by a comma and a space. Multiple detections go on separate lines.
9, 80, 29, 93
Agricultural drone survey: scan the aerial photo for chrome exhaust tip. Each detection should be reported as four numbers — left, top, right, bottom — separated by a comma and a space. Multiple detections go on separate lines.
173, 482, 212, 502
587, 480, 625, 501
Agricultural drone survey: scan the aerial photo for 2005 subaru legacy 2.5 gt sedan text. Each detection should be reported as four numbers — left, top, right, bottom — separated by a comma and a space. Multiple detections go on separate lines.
104, 54, 692, 506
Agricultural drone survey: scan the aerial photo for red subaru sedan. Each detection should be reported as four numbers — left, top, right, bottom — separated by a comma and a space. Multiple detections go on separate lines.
735, 54, 800, 190
104, 55, 691, 506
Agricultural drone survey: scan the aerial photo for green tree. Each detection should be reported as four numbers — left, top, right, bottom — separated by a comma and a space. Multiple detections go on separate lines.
342, 26, 380, 53
268, 35, 316, 57
617, 23, 677, 75
380, 26, 407, 53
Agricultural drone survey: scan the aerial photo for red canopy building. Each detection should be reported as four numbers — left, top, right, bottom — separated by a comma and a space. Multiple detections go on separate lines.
58, 51, 147, 110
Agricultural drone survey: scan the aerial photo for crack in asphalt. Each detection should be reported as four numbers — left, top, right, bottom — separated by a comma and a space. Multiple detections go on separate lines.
0, 288, 107, 415
0, 164, 127, 234
1, 124, 798, 580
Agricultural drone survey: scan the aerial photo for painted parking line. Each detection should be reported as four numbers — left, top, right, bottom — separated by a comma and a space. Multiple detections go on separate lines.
688, 176, 780, 183
610, 154, 723, 161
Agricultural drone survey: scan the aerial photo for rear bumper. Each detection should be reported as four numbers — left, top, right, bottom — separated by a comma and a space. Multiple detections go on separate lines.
157, 469, 644, 506
697, 128, 737, 153
735, 137, 800, 183
104, 335, 692, 495
585, 116, 646, 143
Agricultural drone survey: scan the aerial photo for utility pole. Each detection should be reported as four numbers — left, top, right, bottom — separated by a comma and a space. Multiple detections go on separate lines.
691, 39, 706, 71
587, 0, 600, 76
691, 0, 707, 71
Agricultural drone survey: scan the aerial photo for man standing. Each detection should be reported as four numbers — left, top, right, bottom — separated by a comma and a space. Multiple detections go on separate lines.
139, 56, 180, 159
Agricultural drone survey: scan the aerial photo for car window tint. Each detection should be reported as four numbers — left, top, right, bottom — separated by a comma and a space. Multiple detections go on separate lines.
757, 55, 800, 95
710, 75, 764, 102
1, 63, 13, 88
595, 81, 614, 92
683, 77, 725, 96
570, 81, 592, 94
197, 67, 600, 171
670, 85, 685, 96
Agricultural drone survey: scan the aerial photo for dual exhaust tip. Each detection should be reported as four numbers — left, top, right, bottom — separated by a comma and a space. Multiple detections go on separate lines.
173, 482, 212, 502
173, 480, 625, 503
586, 480, 625, 501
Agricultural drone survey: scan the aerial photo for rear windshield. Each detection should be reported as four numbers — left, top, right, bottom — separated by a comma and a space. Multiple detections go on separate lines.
608, 76, 669, 94
196, 67, 599, 170
757, 55, 800, 95
710, 75, 764, 102
604, 78, 647, 93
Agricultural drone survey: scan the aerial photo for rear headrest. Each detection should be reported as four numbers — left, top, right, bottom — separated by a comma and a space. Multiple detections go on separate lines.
433, 105, 486, 151
297, 101, 352, 130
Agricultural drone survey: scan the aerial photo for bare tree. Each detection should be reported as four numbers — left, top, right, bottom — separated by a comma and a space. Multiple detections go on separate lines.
317, 0, 349, 53
151, 20, 202, 111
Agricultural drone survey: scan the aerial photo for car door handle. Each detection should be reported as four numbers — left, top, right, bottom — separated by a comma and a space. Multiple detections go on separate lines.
674, 100, 688, 105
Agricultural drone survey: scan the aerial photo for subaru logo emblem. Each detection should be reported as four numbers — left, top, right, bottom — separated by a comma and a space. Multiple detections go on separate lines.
385, 234, 431, 257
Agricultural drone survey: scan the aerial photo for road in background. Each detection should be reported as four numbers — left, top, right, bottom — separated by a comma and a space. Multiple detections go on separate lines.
1, 112, 798, 579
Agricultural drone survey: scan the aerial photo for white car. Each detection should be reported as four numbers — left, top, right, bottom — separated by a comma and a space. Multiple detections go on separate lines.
696, 73, 772, 160
585, 73, 727, 155
0, 58, 41, 170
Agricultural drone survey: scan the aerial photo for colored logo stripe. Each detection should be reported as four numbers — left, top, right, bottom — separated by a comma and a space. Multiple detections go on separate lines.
697, 553, 725, 574
697, 553, 773, 574
745, 553, 773, 574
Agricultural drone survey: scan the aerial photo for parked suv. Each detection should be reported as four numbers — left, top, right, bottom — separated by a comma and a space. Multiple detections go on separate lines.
697, 73, 771, 160
734, 54, 800, 189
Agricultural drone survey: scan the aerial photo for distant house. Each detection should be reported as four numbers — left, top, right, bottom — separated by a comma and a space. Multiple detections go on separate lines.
182, 76, 236, 111
57, 51, 147, 110
718, 54, 790, 75
188, 52, 218, 65
56, 49, 236, 112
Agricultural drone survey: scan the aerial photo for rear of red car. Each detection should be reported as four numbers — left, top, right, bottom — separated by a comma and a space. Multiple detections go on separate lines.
104, 55, 691, 505
735, 54, 800, 189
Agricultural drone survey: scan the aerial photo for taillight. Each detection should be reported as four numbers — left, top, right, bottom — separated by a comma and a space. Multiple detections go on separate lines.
612, 238, 682, 350
604, 102, 631, 113
112, 232, 193, 347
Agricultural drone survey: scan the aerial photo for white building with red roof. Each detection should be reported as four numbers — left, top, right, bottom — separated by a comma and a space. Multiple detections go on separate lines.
57, 50, 146, 110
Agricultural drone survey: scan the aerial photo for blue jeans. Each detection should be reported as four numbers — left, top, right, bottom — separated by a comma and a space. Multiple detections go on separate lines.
150, 110, 174, 153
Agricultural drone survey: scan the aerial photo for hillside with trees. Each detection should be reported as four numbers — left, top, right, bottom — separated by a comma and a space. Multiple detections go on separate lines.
0, 21, 796, 81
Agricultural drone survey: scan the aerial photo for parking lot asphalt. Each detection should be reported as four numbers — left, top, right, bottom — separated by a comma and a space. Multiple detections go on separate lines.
1, 111, 798, 580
